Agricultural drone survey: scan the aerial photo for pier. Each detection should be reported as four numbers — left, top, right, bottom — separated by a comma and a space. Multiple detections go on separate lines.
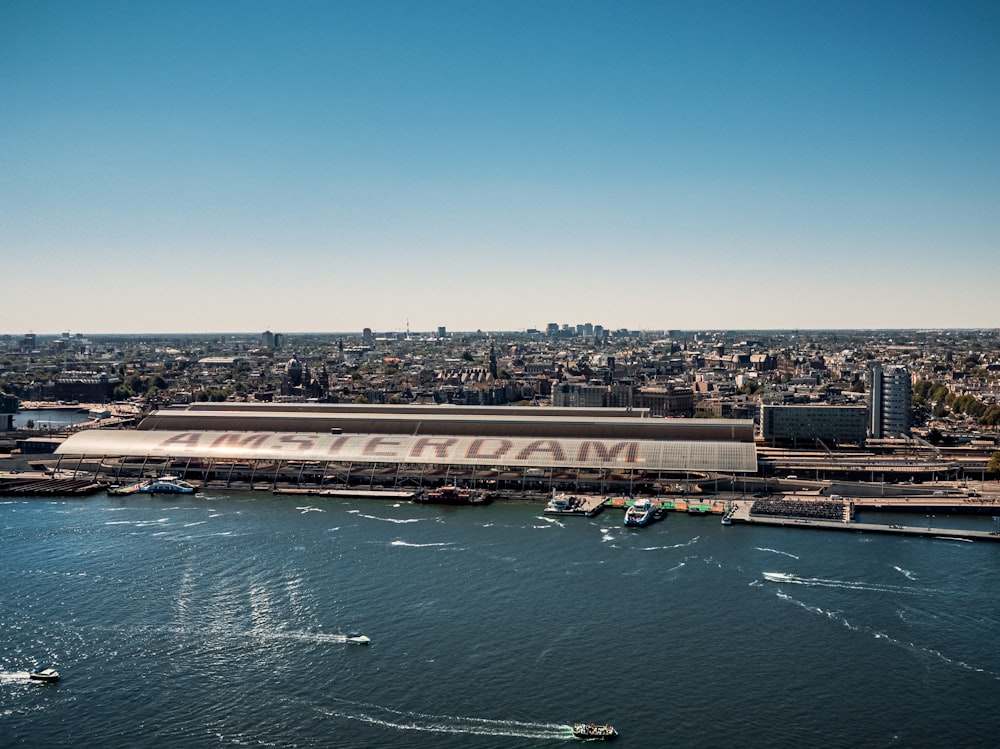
722, 498, 1000, 542
0, 475, 104, 496
605, 496, 727, 515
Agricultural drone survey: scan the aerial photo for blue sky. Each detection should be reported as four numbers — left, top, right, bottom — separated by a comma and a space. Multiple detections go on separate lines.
2, 1, 998, 334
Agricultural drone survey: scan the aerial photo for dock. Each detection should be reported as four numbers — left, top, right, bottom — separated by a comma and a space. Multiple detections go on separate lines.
543, 493, 607, 517
0, 476, 105, 496
722, 499, 1000, 542
272, 487, 418, 500
605, 497, 727, 515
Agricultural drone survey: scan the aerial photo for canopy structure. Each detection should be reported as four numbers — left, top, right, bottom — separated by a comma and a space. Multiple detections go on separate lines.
56, 429, 758, 474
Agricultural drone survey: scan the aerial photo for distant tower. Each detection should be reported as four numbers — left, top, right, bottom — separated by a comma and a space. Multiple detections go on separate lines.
489, 343, 498, 379
262, 330, 274, 349
869, 363, 911, 438
363, 328, 374, 346
286, 354, 303, 387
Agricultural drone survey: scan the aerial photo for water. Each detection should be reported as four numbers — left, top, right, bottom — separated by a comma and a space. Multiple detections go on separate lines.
11, 409, 91, 430
2, 493, 999, 748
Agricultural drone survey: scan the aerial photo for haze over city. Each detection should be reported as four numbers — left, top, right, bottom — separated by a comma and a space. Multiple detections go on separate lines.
3, 1, 998, 335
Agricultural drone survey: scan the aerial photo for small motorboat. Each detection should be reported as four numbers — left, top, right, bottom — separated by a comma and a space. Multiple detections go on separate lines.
572, 722, 617, 740
346, 632, 370, 645
29, 668, 60, 683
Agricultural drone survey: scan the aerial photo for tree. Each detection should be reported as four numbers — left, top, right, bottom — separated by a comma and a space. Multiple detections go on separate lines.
988, 451, 1000, 475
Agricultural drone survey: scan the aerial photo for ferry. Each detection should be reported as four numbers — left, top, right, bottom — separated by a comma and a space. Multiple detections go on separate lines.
572, 722, 617, 740
139, 476, 197, 494
623, 498, 656, 527
416, 486, 489, 505
544, 492, 604, 517
29, 668, 60, 683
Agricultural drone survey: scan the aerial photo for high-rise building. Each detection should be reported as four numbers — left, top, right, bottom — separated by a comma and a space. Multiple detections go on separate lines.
869, 363, 912, 438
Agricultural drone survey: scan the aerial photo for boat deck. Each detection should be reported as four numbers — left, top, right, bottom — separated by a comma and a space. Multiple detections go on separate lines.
544, 494, 607, 517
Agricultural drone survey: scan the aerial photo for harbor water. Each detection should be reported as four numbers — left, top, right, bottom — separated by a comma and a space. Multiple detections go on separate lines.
2, 492, 999, 748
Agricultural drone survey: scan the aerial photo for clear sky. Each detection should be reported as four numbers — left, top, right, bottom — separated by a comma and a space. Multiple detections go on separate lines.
2, 0, 998, 335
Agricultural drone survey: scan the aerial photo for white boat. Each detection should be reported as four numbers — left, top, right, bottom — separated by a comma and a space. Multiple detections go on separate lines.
139, 476, 196, 494
544, 491, 605, 517
29, 668, 60, 682
762, 571, 796, 583
346, 632, 370, 645
623, 498, 655, 527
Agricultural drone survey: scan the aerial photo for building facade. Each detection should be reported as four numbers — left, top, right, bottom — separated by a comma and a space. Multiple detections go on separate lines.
869, 363, 912, 438
760, 403, 868, 447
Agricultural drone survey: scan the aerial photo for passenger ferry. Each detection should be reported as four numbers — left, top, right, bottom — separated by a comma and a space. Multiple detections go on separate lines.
623, 498, 656, 527
139, 476, 197, 494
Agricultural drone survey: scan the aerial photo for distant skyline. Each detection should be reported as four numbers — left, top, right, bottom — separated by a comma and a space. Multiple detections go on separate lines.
3, 1, 999, 334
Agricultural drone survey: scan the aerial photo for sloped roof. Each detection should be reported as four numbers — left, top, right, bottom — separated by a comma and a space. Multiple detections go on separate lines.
56, 429, 758, 473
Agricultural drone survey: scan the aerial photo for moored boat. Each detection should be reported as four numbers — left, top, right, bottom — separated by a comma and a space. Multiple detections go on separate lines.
29, 668, 60, 683
416, 486, 489, 505
139, 476, 196, 494
623, 498, 655, 527
572, 722, 617, 740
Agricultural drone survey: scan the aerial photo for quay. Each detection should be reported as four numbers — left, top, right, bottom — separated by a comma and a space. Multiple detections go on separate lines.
273, 487, 418, 500
543, 493, 607, 517
0, 474, 104, 496
605, 496, 727, 516
723, 498, 1000, 542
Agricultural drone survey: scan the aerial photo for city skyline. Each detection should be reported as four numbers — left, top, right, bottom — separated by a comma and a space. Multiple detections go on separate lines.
3, 1, 999, 334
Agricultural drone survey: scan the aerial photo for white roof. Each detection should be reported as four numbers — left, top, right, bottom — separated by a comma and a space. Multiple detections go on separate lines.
57, 429, 757, 473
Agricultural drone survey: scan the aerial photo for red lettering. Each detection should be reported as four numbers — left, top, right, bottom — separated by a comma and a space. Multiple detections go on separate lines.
363, 436, 404, 458
159, 432, 203, 449
466, 438, 513, 461
577, 440, 639, 464
516, 439, 566, 463
409, 437, 459, 459
325, 435, 352, 455
276, 435, 317, 450
210, 433, 270, 450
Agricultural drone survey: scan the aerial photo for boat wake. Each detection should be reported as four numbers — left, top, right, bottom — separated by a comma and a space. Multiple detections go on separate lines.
762, 571, 932, 595
389, 540, 454, 549
347, 510, 422, 524
0, 670, 31, 684
317, 698, 574, 740
755, 547, 800, 559
640, 536, 700, 552
775, 591, 1000, 681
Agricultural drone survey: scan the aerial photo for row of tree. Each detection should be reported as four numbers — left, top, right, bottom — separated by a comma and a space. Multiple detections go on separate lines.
913, 380, 1000, 428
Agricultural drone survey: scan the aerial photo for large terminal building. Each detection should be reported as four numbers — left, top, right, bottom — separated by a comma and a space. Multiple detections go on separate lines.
56, 404, 758, 495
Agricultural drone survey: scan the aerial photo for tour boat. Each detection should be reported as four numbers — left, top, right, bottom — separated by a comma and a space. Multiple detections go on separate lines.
572, 722, 617, 740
